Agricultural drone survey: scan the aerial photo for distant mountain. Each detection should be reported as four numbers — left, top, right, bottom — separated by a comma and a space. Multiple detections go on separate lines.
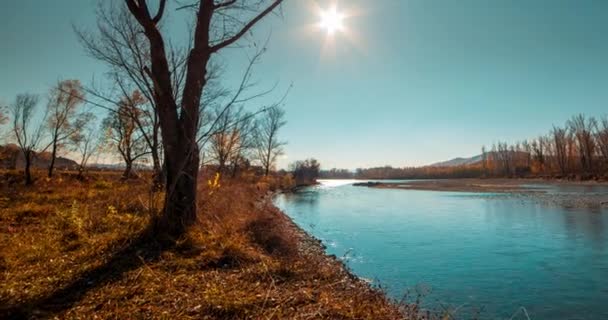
0, 144, 79, 170
429, 154, 483, 167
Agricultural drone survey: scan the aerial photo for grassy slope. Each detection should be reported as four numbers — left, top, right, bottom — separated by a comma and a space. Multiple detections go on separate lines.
0, 170, 405, 319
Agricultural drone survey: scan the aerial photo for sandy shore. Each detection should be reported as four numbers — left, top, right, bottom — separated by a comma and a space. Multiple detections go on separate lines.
355, 178, 608, 210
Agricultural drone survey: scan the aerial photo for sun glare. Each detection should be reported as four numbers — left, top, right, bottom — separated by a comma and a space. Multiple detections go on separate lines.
319, 6, 344, 35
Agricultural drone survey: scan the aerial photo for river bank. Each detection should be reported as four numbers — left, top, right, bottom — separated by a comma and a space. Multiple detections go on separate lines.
354, 178, 608, 209
0, 171, 405, 319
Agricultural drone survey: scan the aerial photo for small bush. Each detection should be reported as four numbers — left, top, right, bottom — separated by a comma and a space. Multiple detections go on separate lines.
246, 215, 297, 257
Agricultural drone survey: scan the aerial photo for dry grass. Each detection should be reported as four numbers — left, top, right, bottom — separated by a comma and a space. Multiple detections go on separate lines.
0, 170, 407, 319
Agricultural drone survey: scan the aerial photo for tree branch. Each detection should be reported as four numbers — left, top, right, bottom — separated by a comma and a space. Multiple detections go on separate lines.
209, 0, 283, 53
152, 0, 167, 24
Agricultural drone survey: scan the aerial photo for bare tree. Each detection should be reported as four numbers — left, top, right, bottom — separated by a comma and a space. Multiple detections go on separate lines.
209, 108, 239, 173
70, 113, 100, 179
521, 139, 532, 169
594, 116, 608, 171
91, 77, 165, 183
531, 137, 546, 174
0, 106, 7, 126
80, 0, 284, 236
102, 91, 150, 179
495, 142, 511, 176
566, 130, 577, 172
116, 0, 284, 236
9, 94, 47, 185
45, 80, 87, 178
254, 105, 286, 176
207, 105, 257, 176
76, 4, 168, 183
568, 114, 597, 174
552, 125, 568, 176
227, 111, 256, 177
0, 105, 8, 143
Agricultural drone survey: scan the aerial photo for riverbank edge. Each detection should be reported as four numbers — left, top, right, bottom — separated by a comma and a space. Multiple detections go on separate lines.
264, 190, 406, 315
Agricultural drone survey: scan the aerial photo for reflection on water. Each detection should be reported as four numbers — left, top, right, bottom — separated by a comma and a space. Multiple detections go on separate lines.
275, 181, 608, 320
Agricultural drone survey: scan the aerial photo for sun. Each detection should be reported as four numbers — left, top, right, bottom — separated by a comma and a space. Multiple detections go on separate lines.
319, 6, 344, 35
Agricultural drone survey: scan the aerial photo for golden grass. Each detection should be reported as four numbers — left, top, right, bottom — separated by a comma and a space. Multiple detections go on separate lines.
0, 170, 407, 319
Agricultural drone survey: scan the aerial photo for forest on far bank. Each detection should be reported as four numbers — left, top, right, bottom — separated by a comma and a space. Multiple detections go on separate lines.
321, 114, 608, 181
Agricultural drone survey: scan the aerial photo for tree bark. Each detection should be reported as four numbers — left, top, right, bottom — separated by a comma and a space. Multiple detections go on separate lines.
122, 160, 133, 180
24, 150, 33, 186
158, 141, 200, 237
77, 166, 85, 180
151, 147, 164, 187
231, 155, 239, 178
48, 141, 58, 178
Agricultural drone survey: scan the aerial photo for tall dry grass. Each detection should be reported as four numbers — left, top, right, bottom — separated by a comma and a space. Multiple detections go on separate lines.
0, 169, 408, 319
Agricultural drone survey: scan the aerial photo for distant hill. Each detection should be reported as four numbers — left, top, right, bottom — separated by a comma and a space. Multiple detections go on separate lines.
0, 144, 79, 170
429, 154, 483, 167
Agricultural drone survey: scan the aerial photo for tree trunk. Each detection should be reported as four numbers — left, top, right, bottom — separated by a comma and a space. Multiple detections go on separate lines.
77, 165, 85, 180
158, 143, 200, 238
122, 160, 133, 180
24, 150, 33, 186
231, 156, 239, 178
48, 141, 57, 178
151, 149, 164, 187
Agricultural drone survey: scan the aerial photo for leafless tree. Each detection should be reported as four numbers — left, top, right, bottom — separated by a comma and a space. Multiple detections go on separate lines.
254, 105, 286, 176
82, 0, 284, 236
207, 105, 256, 176
568, 114, 597, 174
209, 107, 238, 172
0, 106, 7, 126
9, 94, 47, 185
44, 80, 88, 178
552, 125, 569, 175
521, 139, 532, 169
228, 111, 256, 177
594, 116, 608, 171
565, 133, 575, 174
86, 77, 166, 184
495, 142, 512, 176
102, 91, 150, 179
0, 105, 8, 143
76, 4, 168, 183
120, 0, 284, 236
531, 137, 547, 174
70, 113, 101, 179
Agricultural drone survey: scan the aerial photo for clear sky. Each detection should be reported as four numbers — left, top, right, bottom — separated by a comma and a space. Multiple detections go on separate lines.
1, 0, 607, 169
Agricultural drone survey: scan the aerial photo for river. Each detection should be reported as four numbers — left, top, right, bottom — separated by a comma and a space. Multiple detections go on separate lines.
274, 180, 608, 319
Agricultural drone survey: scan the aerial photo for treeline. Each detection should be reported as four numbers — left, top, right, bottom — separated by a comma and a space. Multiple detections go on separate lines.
0, 80, 294, 183
321, 165, 484, 180
480, 114, 608, 179
0, 83, 98, 184
321, 114, 608, 181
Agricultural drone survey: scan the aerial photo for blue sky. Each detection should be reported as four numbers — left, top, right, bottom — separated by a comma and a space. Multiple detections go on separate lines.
1, 0, 607, 169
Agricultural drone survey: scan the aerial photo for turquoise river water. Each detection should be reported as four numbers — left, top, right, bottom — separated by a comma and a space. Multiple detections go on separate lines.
274, 180, 608, 319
